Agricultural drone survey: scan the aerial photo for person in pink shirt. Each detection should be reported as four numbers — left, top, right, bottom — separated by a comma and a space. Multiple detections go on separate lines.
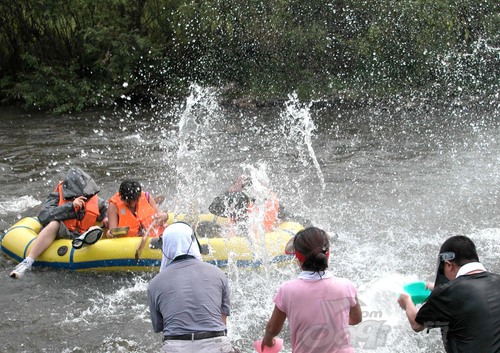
258, 227, 362, 353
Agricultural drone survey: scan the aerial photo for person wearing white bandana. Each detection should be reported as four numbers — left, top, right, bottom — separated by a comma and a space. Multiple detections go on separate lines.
398, 235, 500, 353
258, 227, 362, 353
147, 222, 239, 353
159, 222, 202, 271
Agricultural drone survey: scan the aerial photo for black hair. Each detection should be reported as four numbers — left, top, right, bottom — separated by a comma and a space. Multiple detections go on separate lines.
208, 191, 250, 220
294, 227, 330, 273
439, 235, 479, 266
119, 180, 142, 202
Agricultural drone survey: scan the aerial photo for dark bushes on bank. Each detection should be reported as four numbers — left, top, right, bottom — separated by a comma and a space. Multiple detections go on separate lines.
0, 0, 498, 113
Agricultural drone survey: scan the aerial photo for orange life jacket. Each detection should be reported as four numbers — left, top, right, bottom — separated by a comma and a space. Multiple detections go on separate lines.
109, 191, 157, 237
56, 182, 100, 234
248, 191, 279, 232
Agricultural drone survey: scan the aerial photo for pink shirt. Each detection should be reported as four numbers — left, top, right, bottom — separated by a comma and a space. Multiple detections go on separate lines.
274, 274, 358, 353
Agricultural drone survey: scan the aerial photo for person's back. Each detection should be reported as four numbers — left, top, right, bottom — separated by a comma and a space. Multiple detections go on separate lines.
399, 235, 500, 353
147, 222, 237, 353
418, 272, 500, 353
258, 227, 362, 353
148, 258, 229, 335
277, 276, 357, 352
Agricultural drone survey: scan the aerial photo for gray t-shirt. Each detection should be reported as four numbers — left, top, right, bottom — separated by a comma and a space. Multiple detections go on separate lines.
147, 257, 230, 335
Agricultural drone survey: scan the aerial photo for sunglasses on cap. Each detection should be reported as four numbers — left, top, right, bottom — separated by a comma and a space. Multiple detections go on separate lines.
434, 251, 455, 287
438, 252, 455, 262
436, 251, 455, 274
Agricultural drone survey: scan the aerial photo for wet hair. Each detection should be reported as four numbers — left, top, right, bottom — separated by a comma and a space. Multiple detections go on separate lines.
119, 180, 142, 202
439, 235, 479, 266
293, 227, 330, 273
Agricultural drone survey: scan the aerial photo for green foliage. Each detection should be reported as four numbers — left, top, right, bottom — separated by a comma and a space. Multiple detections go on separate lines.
351, 0, 499, 89
0, 0, 498, 113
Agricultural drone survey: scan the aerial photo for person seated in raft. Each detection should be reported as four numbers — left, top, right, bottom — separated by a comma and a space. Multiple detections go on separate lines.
257, 227, 362, 353
208, 175, 280, 233
107, 179, 169, 238
10, 167, 109, 279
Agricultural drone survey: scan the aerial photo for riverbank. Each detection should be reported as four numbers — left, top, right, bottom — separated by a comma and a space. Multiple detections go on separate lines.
1, 0, 498, 114
3, 83, 499, 119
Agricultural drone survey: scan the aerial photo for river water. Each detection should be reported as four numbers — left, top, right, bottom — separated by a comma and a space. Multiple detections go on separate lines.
1, 87, 499, 353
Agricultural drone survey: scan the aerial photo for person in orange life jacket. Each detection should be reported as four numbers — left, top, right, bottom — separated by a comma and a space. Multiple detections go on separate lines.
10, 167, 108, 279
107, 180, 169, 237
209, 175, 280, 232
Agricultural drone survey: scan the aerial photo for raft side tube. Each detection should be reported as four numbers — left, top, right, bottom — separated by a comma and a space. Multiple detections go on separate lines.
2, 215, 303, 271
1, 217, 42, 262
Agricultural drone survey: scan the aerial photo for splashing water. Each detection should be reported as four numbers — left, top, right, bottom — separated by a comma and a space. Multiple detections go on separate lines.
158, 89, 477, 353
279, 93, 326, 192
1, 87, 500, 353
0, 195, 41, 215
166, 84, 223, 212
166, 85, 327, 219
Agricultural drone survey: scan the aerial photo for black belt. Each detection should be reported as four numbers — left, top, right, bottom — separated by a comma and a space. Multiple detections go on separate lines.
163, 331, 226, 341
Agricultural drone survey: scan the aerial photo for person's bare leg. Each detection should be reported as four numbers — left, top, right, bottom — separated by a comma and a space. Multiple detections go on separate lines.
10, 220, 60, 278
26, 220, 60, 259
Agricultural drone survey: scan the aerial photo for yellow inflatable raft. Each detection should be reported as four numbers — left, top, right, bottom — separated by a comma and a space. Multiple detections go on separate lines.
1, 214, 304, 272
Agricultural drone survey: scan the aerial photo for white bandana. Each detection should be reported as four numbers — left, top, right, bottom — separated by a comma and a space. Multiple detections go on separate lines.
298, 270, 334, 280
160, 223, 202, 272
456, 262, 486, 278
